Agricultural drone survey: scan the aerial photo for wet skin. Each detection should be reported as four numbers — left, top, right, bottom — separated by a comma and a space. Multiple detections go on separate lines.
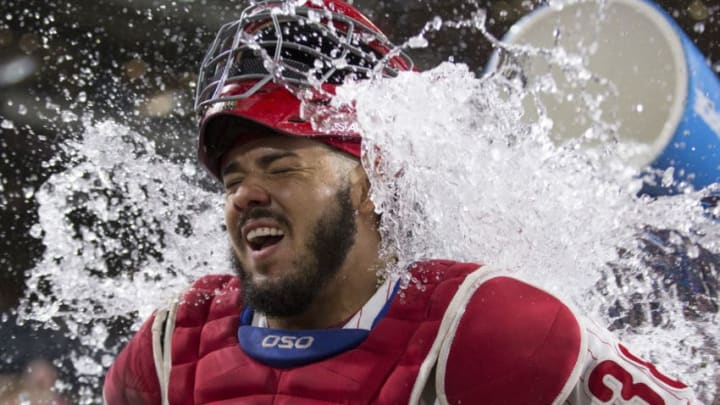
221, 134, 382, 330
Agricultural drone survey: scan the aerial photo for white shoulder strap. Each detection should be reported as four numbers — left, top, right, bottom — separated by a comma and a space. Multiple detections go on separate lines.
408, 266, 589, 405
151, 300, 179, 405
407, 266, 498, 404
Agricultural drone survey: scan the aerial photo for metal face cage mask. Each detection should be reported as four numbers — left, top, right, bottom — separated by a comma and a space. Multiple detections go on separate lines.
193, 0, 414, 114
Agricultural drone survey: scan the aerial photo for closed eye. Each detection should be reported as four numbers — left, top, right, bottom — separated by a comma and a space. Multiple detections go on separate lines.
269, 167, 297, 175
223, 177, 245, 192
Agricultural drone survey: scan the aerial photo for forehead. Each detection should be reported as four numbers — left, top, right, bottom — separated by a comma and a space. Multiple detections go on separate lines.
221, 134, 332, 168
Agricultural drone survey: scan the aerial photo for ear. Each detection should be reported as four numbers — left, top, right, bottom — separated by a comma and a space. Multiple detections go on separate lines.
348, 163, 375, 216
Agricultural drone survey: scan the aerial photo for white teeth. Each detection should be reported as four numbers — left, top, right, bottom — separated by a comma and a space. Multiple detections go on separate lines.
246, 227, 285, 243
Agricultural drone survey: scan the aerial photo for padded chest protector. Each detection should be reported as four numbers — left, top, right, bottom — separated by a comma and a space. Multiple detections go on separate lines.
165, 262, 584, 404
167, 260, 479, 404
435, 274, 585, 405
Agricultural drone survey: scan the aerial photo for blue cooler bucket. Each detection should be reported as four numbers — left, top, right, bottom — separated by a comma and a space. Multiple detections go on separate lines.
490, 0, 720, 195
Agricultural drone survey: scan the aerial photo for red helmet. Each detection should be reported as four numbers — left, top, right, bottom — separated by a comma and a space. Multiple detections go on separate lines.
194, 0, 414, 180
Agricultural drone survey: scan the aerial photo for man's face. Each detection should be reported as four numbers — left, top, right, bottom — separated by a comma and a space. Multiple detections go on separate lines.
222, 135, 359, 317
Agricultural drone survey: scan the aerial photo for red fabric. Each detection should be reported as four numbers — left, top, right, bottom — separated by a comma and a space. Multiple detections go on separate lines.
103, 312, 161, 404
617, 344, 688, 389
588, 360, 665, 405
318, 137, 361, 159
443, 276, 582, 405
104, 261, 478, 404
104, 263, 587, 404
199, 83, 363, 179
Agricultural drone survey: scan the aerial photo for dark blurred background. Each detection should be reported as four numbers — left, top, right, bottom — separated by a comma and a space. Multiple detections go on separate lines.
0, 0, 718, 402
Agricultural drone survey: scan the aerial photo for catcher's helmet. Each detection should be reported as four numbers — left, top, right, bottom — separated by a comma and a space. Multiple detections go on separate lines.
194, 0, 413, 179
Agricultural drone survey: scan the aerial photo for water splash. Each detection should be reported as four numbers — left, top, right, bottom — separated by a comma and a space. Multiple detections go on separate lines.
328, 5, 719, 398
336, 61, 719, 401
17, 119, 228, 402
13, 1, 720, 403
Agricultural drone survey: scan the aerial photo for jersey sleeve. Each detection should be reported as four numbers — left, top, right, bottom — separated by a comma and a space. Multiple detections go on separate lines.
438, 272, 699, 405
564, 318, 699, 405
103, 313, 162, 405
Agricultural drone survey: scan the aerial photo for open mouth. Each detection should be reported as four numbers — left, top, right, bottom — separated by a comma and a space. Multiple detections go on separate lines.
246, 227, 285, 251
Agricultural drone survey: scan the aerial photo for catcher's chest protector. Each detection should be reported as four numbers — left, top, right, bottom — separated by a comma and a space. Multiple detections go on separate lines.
166, 260, 584, 404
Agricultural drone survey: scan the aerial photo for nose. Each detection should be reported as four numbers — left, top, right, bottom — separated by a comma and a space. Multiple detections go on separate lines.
229, 178, 271, 212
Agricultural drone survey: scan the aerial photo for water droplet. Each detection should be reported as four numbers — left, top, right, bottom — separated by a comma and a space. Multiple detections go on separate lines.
1, 119, 14, 129
431, 16, 443, 31
635, 104, 644, 113
101, 355, 114, 367
17, 104, 27, 115
182, 161, 197, 177
407, 35, 428, 49
661, 166, 675, 187
693, 22, 705, 33
29, 224, 43, 238
687, 0, 709, 21
539, 115, 554, 131
78, 91, 87, 103
61, 110, 78, 122
74, 355, 102, 376
307, 10, 321, 23
23, 186, 34, 199
333, 57, 348, 69
548, 0, 566, 10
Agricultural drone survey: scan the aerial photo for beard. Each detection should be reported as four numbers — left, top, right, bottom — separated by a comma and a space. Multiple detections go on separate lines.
231, 184, 357, 318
